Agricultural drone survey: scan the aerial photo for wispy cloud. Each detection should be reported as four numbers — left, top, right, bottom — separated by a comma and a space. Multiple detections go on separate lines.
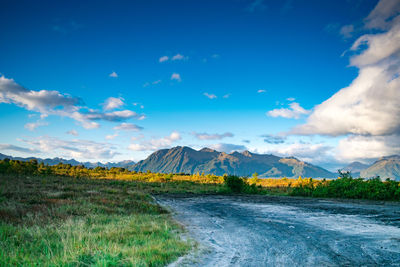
171, 73, 182, 82
21, 136, 120, 160
203, 93, 217, 99
259, 142, 334, 165
143, 80, 162, 87
133, 102, 145, 109
129, 131, 181, 151
257, 89, 266, 93
24, 120, 48, 131
192, 132, 234, 140
171, 54, 188, 61
160, 54, 188, 63
105, 133, 118, 140
159, 56, 169, 62
66, 130, 78, 136
339, 24, 355, 39
0, 144, 40, 154
267, 102, 310, 119
113, 123, 143, 131
261, 134, 286, 144
0, 76, 144, 129
102, 97, 124, 111
109, 71, 118, 78
292, 0, 400, 136
210, 143, 247, 153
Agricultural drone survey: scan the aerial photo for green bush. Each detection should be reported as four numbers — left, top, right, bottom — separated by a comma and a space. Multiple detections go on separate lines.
224, 175, 246, 193
290, 172, 400, 201
223, 175, 259, 193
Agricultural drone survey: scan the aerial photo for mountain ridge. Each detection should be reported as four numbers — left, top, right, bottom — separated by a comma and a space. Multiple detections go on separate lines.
0, 153, 135, 169
361, 155, 400, 180
133, 146, 336, 178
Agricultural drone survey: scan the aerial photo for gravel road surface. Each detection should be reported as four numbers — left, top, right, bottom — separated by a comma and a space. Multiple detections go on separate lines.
156, 194, 400, 267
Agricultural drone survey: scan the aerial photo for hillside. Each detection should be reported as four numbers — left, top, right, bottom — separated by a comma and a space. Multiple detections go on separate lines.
0, 153, 135, 170
341, 161, 370, 177
360, 155, 400, 181
133, 146, 335, 178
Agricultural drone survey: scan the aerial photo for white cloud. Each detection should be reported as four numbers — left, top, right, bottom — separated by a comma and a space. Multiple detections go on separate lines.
261, 134, 286, 144
193, 132, 234, 140
267, 102, 310, 119
339, 24, 355, 39
21, 136, 119, 160
66, 130, 79, 136
286, 97, 295, 101
0, 144, 40, 154
364, 0, 400, 30
223, 93, 231, 98
292, 3, 400, 136
0, 76, 80, 114
24, 121, 48, 131
159, 56, 169, 63
131, 134, 144, 141
257, 89, 266, 93
204, 92, 217, 99
105, 133, 118, 140
336, 135, 400, 162
144, 80, 162, 87
0, 76, 143, 129
73, 110, 144, 123
128, 143, 147, 151
171, 54, 187, 61
109, 71, 118, 78
285, 0, 400, 166
171, 73, 181, 82
128, 131, 181, 151
102, 97, 124, 111
210, 143, 247, 153
113, 122, 143, 131
256, 142, 335, 166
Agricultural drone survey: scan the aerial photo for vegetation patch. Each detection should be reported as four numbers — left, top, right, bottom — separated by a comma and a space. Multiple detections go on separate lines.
0, 159, 399, 265
0, 174, 191, 266
289, 171, 400, 200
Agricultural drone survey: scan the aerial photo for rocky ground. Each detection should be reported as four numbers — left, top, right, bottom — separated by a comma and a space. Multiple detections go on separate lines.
156, 194, 400, 266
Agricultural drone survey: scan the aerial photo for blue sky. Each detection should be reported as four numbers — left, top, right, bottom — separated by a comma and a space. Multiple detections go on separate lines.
1, 0, 399, 170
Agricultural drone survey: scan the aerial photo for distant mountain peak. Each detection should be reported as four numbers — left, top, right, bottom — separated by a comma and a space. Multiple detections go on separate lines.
361, 155, 400, 180
241, 150, 252, 157
133, 146, 335, 178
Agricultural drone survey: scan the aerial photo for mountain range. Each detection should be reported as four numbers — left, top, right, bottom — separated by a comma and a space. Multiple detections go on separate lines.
133, 146, 336, 178
360, 155, 400, 180
0, 153, 136, 170
2, 147, 400, 180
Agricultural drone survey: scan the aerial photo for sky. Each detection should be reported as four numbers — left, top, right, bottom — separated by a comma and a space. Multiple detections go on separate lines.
0, 0, 399, 170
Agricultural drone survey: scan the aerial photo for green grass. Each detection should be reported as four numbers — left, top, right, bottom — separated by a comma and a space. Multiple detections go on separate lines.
0, 174, 193, 266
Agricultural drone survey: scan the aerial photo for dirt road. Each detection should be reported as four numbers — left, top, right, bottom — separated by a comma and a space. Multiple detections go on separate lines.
156, 194, 400, 266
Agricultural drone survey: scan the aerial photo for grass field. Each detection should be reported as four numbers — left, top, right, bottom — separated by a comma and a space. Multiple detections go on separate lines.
1, 161, 399, 266
0, 174, 202, 266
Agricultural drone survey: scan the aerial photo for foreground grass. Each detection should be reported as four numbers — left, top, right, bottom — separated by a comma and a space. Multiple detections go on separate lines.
0, 175, 192, 266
